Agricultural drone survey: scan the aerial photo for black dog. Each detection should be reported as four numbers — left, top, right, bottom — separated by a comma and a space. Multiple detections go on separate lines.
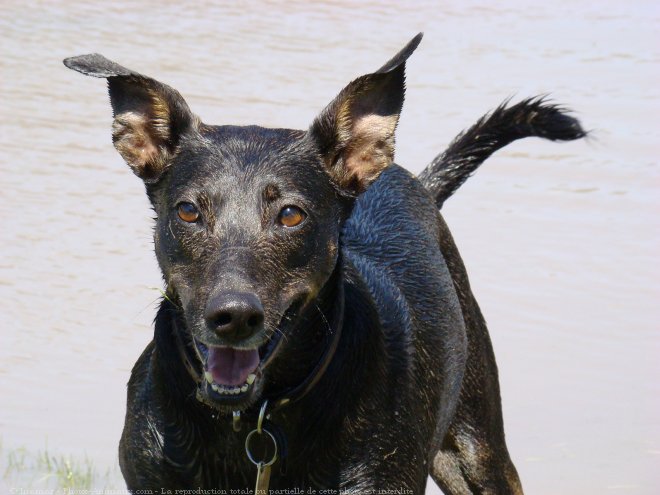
64, 34, 584, 493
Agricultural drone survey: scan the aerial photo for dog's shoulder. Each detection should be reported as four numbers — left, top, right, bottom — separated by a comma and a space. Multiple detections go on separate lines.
341, 164, 459, 331
342, 163, 441, 265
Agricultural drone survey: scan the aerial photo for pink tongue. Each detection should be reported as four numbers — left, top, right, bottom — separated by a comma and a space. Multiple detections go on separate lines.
207, 347, 259, 386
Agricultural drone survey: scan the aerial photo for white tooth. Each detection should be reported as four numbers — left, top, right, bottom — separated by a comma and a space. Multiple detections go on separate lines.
204, 371, 213, 383
232, 387, 241, 395
241, 384, 248, 392
246, 374, 256, 385
211, 383, 219, 392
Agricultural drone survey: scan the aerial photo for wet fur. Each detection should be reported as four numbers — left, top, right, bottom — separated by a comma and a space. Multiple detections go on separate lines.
64, 35, 584, 494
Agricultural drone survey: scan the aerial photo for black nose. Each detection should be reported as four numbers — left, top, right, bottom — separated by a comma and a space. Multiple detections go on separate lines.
204, 291, 264, 342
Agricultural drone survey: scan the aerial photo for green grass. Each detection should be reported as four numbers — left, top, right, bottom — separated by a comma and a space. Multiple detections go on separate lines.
1, 440, 121, 490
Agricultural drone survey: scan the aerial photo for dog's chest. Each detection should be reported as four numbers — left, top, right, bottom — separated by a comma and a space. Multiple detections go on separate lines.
162, 418, 346, 489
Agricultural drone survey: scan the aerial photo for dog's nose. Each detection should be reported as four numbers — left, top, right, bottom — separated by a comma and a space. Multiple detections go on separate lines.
204, 291, 264, 342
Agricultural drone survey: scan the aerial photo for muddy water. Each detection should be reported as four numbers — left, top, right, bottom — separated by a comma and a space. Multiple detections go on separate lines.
1, 1, 658, 493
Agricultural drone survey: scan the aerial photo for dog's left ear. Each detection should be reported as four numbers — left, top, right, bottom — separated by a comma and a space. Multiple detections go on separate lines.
310, 33, 422, 194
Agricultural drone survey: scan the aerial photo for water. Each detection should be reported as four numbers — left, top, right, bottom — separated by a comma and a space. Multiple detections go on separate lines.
1, 1, 658, 493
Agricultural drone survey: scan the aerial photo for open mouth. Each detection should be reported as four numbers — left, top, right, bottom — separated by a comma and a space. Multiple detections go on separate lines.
192, 306, 291, 408
203, 345, 259, 395
192, 297, 305, 412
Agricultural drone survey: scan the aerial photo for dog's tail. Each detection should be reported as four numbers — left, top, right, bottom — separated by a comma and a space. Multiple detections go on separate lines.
418, 97, 586, 208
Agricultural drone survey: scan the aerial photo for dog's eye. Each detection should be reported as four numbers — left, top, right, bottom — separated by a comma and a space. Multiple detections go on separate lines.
278, 206, 306, 228
177, 202, 200, 223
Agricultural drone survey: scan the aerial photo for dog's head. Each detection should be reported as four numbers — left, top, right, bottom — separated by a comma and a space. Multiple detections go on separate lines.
64, 34, 421, 413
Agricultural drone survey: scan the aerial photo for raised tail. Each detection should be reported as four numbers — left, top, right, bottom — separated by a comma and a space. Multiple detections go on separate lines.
418, 97, 586, 208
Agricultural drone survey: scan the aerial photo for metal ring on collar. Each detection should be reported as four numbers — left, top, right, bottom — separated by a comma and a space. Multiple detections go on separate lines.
245, 428, 278, 467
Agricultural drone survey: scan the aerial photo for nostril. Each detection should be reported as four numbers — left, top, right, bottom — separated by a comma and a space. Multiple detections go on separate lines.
216, 313, 232, 327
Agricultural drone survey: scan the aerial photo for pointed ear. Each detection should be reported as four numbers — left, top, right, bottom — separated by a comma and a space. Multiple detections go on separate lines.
63, 54, 199, 183
309, 33, 422, 194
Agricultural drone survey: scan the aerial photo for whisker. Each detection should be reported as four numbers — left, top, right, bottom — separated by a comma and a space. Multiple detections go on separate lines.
315, 303, 332, 335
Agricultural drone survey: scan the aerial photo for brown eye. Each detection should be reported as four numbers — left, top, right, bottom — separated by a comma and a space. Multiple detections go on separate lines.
278, 206, 306, 228
177, 202, 199, 223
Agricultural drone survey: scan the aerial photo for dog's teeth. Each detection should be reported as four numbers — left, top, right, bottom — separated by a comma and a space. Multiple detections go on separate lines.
208, 380, 250, 395
246, 374, 256, 385
204, 371, 213, 383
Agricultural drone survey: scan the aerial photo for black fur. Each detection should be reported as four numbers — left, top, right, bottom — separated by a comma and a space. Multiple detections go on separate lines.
64, 34, 584, 494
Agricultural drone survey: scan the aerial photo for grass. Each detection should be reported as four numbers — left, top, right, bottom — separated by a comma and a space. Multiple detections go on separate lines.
1, 439, 121, 490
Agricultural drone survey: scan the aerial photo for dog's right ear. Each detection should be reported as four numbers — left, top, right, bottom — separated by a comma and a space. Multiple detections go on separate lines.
63, 54, 198, 183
